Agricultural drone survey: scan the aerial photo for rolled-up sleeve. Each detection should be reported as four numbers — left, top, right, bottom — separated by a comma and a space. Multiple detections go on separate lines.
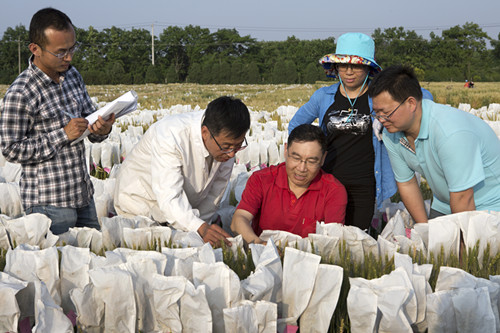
382, 132, 415, 183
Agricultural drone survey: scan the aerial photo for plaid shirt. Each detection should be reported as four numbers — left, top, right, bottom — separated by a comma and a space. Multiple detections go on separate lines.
0, 57, 105, 209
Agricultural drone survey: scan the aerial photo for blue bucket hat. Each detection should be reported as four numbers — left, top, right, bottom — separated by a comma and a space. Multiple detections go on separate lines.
320, 32, 382, 78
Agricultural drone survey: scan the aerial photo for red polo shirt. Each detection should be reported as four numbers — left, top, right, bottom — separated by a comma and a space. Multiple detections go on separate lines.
236, 163, 347, 238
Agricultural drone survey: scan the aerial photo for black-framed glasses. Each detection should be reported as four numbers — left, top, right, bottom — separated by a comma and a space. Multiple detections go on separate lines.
287, 153, 321, 169
210, 131, 248, 154
39, 42, 79, 59
374, 97, 408, 121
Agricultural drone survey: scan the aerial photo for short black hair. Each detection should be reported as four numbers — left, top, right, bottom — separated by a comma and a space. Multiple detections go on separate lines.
29, 8, 73, 47
288, 124, 327, 154
368, 65, 423, 103
202, 96, 250, 139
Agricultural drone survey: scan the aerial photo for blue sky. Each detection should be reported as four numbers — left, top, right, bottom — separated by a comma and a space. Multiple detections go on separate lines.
1, 0, 499, 42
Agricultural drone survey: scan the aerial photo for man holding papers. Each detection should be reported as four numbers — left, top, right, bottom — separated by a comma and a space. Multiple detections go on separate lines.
0, 8, 115, 234
114, 96, 250, 247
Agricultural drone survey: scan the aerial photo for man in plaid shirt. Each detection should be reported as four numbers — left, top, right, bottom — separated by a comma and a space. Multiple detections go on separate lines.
0, 8, 115, 234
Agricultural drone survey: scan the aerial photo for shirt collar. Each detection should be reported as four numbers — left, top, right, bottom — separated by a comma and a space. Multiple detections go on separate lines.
417, 99, 431, 141
325, 82, 341, 95
28, 55, 67, 86
196, 111, 210, 158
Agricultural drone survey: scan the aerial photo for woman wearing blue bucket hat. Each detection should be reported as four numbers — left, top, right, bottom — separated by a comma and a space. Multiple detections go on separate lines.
289, 32, 432, 231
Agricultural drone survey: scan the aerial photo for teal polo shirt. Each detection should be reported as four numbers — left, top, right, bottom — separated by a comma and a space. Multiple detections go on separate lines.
383, 99, 500, 214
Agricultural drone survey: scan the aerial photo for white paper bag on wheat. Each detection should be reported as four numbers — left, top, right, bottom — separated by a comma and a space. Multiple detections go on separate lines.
193, 261, 244, 333
162, 246, 198, 278
434, 266, 499, 332
0, 272, 28, 332
123, 258, 161, 333
4, 244, 60, 318
223, 300, 277, 333
151, 275, 186, 332
5, 213, 58, 249
242, 239, 282, 302
427, 215, 460, 259
317, 222, 377, 263
259, 229, 311, 252
223, 301, 258, 333
32, 278, 73, 333
59, 246, 91, 314
347, 285, 378, 333
278, 247, 321, 330
122, 227, 152, 249
308, 233, 340, 262
395, 253, 432, 328
455, 288, 496, 332
426, 290, 457, 333
180, 281, 213, 332
349, 267, 415, 331
300, 264, 344, 333
0, 217, 11, 250
455, 211, 500, 267
89, 265, 136, 332
69, 283, 104, 331
111, 247, 167, 275
0, 182, 23, 218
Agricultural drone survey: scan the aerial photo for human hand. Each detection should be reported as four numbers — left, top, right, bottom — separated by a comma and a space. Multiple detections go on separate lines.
251, 238, 266, 246
64, 118, 89, 141
197, 223, 232, 248
89, 114, 116, 136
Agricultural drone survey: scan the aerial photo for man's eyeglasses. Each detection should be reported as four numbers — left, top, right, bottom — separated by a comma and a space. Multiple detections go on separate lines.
287, 153, 321, 169
39, 42, 79, 59
210, 131, 248, 154
336, 63, 366, 73
374, 97, 408, 122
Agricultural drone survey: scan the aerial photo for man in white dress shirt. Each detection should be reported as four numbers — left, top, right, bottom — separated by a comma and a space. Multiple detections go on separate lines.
114, 96, 250, 246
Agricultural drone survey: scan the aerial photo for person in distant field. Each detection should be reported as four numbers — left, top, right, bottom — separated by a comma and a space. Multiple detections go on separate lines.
368, 65, 500, 222
288, 32, 434, 231
230, 124, 347, 243
0, 8, 115, 234
114, 96, 250, 247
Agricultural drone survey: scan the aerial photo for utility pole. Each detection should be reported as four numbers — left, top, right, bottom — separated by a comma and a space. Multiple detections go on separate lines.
151, 24, 155, 66
18, 38, 21, 74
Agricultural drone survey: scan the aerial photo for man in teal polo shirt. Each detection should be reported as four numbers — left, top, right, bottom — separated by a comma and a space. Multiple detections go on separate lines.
368, 65, 500, 222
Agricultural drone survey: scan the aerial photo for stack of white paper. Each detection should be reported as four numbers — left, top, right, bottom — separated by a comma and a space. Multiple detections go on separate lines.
73, 90, 138, 144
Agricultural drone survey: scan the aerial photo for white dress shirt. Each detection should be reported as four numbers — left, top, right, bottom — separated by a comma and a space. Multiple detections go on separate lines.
114, 111, 233, 232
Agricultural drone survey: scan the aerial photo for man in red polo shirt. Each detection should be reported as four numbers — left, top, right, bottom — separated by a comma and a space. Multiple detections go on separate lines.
231, 124, 347, 243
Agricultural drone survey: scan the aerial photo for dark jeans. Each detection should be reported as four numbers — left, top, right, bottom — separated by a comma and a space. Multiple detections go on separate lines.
25, 199, 100, 235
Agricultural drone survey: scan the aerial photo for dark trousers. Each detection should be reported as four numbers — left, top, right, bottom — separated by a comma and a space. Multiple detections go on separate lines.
343, 183, 376, 231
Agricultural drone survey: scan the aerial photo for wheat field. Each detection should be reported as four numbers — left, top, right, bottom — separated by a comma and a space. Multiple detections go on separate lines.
2, 81, 500, 111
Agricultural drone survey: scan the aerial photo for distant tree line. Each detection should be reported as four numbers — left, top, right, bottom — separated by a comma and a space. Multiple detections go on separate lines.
1, 22, 500, 85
